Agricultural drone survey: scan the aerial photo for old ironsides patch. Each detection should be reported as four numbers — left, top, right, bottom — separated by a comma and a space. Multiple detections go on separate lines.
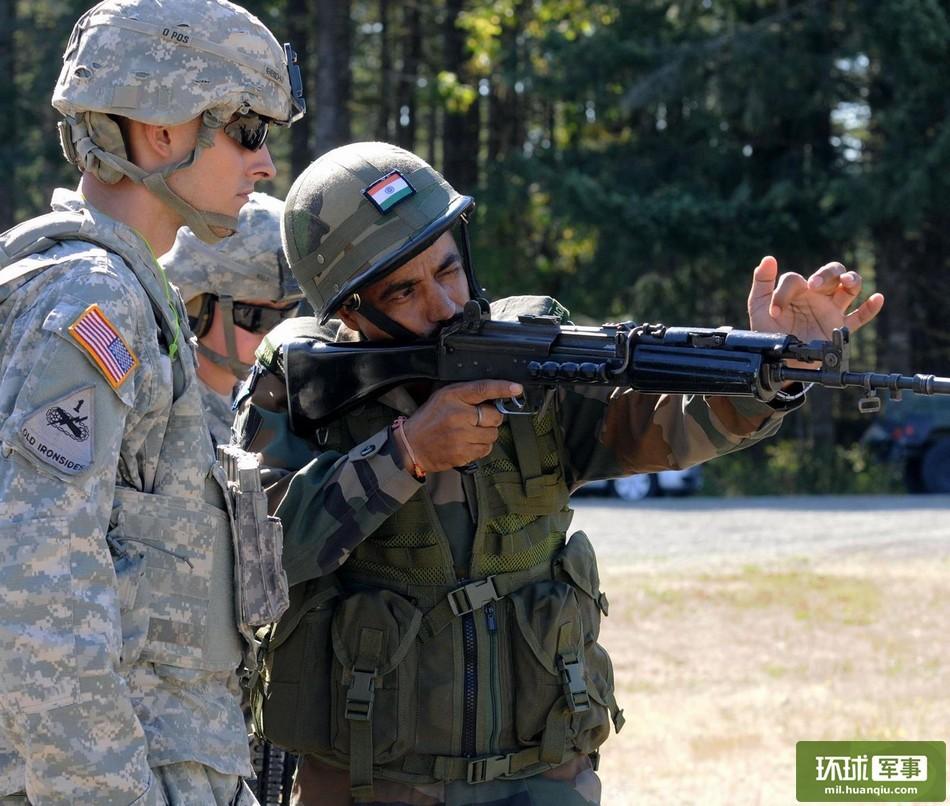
20, 386, 95, 475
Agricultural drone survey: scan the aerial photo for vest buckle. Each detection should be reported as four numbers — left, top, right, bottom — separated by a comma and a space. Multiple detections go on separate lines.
467, 753, 513, 784
447, 576, 500, 616
345, 667, 376, 721
557, 653, 591, 713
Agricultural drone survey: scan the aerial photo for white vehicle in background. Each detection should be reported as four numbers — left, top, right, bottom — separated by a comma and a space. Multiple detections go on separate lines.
575, 466, 704, 501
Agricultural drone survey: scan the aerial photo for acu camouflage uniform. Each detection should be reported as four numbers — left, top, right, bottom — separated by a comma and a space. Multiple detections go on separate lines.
233, 294, 805, 806
0, 191, 254, 804
0, 0, 303, 798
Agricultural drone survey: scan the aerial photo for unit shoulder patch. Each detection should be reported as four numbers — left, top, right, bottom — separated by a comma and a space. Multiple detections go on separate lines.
19, 386, 96, 475
67, 304, 139, 390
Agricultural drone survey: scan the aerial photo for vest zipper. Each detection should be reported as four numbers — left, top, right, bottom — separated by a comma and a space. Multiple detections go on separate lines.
461, 611, 478, 756
485, 602, 500, 753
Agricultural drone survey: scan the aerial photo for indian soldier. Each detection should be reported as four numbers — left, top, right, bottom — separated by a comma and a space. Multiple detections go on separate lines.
0, 1, 304, 803
163, 192, 304, 447
233, 142, 884, 805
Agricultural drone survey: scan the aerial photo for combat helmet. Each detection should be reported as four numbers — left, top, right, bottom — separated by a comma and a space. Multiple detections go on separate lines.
53, 0, 306, 244
282, 141, 480, 339
164, 192, 303, 377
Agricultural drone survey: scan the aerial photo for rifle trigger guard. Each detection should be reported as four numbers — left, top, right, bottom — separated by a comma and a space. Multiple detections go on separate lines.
495, 393, 530, 415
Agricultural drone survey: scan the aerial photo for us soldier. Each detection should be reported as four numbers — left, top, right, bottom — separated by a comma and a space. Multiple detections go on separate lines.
163, 192, 304, 446
0, 1, 304, 803
233, 142, 884, 805
163, 192, 300, 805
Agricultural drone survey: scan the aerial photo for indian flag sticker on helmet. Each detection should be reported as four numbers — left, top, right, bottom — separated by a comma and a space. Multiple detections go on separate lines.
363, 170, 416, 214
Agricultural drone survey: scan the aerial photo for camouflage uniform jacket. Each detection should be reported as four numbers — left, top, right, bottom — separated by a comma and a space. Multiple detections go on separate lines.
0, 191, 251, 804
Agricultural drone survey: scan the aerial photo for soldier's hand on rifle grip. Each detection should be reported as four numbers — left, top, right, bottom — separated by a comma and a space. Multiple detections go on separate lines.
398, 380, 522, 473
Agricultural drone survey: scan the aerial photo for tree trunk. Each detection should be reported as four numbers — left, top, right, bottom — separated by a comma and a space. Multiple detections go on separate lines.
441, 0, 479, 189
0, 0, 15, 228
287, 0, 312, 177
313, 0, 352, 157
396, 0, 421, 151
375, 0, 392, 142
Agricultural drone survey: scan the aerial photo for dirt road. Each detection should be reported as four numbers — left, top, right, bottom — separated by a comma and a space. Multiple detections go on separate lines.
570, 495, 950, 806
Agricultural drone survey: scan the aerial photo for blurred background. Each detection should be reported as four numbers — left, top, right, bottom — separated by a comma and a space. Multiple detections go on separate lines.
2, 0, 948, 495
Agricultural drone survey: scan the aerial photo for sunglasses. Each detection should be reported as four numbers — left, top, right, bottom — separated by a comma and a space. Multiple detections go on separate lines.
223, 113, 271, 151
229, 300, 300, 333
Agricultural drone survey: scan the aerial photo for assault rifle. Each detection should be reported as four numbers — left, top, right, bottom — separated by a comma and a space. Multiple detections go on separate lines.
284, 299, 950, 431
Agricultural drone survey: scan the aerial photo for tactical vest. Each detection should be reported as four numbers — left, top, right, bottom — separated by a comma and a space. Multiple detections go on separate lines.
0, 207, 250, 671
251, 307, 625, 799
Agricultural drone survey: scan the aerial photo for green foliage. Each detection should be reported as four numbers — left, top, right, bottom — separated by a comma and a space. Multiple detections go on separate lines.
703, 438, 904, 496
4, 0, 947, 492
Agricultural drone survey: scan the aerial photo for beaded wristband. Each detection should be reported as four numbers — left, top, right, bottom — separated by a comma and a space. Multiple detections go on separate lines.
392, 416, 425, 480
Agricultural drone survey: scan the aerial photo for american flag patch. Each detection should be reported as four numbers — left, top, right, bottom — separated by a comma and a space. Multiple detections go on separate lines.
67, 304, 139, 390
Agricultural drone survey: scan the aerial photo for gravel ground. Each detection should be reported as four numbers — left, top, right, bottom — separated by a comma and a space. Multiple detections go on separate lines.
569, 495, 950, 806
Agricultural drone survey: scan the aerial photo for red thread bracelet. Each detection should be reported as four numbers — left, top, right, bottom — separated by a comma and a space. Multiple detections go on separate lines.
392, 416, 425, 480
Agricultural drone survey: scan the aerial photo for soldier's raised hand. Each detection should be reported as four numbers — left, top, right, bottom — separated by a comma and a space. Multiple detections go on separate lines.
747, 256, 885, 346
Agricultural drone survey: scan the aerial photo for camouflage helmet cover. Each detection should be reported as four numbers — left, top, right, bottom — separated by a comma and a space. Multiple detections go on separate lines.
53, 0, 301, 127
164, 192, 301, 305
282, 141, 474, 321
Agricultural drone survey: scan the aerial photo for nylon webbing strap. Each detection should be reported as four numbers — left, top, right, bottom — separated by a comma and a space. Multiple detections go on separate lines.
419, 567, 540, 642
403, 745, 553, 783
348, 627, 383, 800
508, 414, 546, 496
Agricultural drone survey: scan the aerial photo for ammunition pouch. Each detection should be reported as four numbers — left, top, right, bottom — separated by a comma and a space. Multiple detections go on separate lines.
253, 531, 623, 797
218, 444, 289, 629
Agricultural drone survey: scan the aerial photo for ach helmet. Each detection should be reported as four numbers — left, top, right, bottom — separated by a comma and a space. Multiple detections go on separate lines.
282, 141, 480, 339
164, 192, 303, 377
52, 0, 306, 243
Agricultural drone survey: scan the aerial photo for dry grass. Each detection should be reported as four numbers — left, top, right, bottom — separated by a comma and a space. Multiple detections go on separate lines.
595, 554, 950, 806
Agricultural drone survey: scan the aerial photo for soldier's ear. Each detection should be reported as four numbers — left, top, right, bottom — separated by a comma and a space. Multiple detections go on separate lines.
133, 118, 198, 166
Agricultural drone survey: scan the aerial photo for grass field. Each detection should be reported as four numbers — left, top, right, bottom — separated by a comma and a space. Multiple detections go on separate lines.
596, 553, 950, 805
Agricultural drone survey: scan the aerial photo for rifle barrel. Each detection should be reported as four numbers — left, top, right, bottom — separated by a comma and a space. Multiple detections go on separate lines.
778, 367, 950, 395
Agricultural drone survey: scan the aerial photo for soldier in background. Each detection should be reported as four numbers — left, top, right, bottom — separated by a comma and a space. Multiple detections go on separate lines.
0, 0, 304, 802
163, 192, 301, 805
233, 142, 884, 804
163, 192, 304, 446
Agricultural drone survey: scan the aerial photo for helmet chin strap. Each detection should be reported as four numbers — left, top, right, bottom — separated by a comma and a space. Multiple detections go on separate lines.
66, 111, 239, 244
349, 296, 419, 342
196, 295, 253, 378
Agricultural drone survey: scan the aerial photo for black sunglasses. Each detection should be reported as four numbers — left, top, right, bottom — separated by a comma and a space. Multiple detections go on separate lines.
223, 113, 271, 151
230, 300, 300, 333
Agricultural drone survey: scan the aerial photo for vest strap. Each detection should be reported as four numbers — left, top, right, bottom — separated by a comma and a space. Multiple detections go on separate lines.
419, 565, 545, 642
508, 413, 546, 496
401, 745, 561, 783
348, 627, 383, 800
